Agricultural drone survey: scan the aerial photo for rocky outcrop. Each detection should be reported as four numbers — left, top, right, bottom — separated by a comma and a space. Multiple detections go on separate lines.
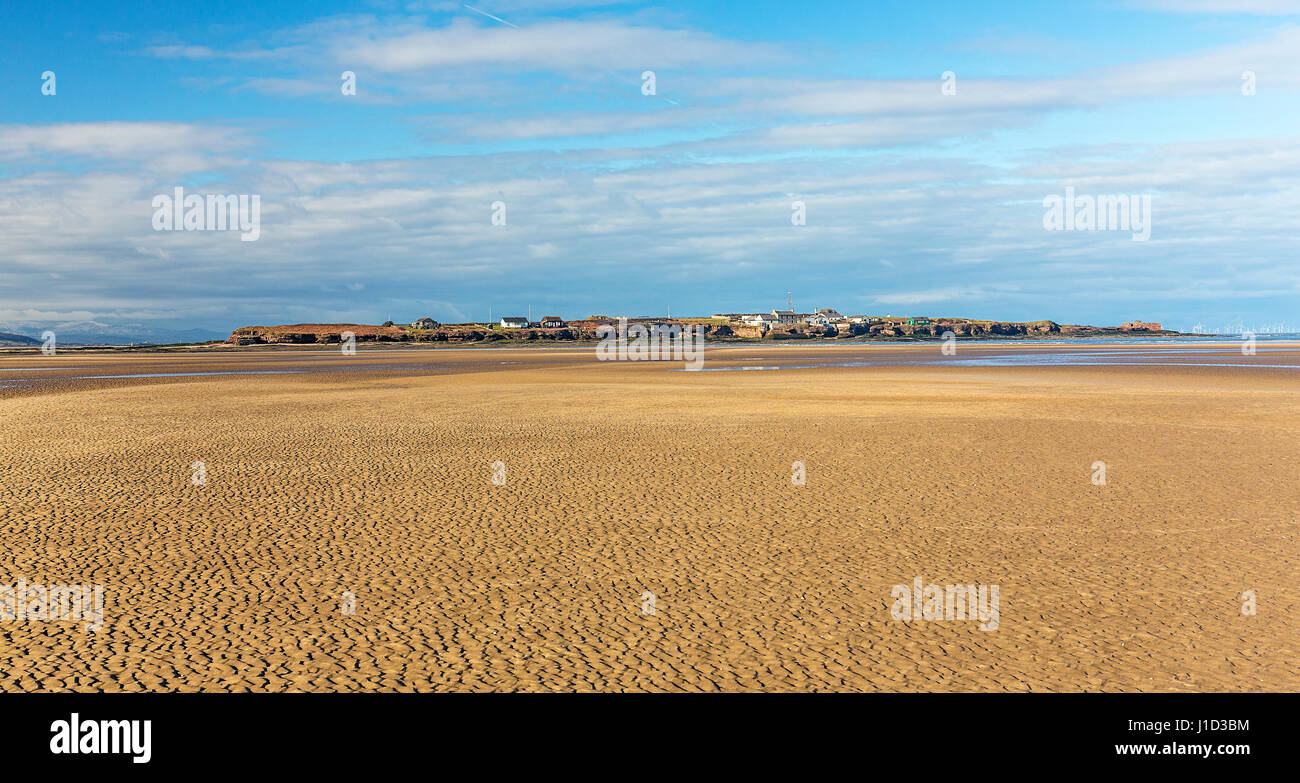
768, 324, 837, 340
722, 324, 766, 339
229, 323, 408, 345
868, 320, 1063, 339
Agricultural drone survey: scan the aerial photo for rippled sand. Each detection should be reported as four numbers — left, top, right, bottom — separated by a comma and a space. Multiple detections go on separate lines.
1, 343, 1296, 691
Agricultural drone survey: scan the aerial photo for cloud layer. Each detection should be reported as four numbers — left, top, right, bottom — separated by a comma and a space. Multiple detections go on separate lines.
4, 5, 1300, 338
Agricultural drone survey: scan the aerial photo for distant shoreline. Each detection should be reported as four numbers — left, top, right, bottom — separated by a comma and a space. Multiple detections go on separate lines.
9, 316, 1276, 351
212, 317, 1205, 350
7, 332, 1288, 355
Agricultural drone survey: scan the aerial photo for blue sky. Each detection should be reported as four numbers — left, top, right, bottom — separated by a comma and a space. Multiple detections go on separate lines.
3, 0, 1300, 338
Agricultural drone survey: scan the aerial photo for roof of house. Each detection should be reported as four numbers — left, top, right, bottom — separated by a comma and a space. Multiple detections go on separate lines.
540, 316, 562, 321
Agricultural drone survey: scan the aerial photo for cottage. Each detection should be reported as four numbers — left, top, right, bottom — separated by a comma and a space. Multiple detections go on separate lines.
772, 309, 810, 324
806, 308, 845, 326
538, 316, 564, 328
410, 317, 439, 329
500, 317, 528, 329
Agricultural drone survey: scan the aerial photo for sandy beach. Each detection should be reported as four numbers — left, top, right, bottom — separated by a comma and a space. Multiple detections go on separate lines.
0, 342, 1296, 691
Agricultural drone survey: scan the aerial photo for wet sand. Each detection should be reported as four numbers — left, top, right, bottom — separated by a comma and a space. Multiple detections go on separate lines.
1, 343, 1297, 691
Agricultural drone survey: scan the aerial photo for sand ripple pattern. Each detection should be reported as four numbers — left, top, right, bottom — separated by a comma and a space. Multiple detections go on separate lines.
0, 347, 1296, 691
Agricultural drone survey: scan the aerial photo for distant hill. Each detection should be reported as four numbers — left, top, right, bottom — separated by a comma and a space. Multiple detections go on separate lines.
0, 324, 227, 346
0, 331, 42, 346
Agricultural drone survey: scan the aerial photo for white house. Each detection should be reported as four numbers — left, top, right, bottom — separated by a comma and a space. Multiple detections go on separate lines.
500, 317, 528, 329
410, 317, 439, 329
805, 309, 844, 326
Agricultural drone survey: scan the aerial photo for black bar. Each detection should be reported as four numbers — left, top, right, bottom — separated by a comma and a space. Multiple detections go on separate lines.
0, 693, 1284, 773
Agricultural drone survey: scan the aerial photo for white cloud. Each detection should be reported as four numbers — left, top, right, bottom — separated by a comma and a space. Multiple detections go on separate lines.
338, 18, 777, 72
1130, 1, 1300, 13
0, 123, 251, 174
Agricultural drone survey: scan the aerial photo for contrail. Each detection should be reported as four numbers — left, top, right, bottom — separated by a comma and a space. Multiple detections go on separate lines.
467, 7, 682, 109
463, 4, 519, 28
